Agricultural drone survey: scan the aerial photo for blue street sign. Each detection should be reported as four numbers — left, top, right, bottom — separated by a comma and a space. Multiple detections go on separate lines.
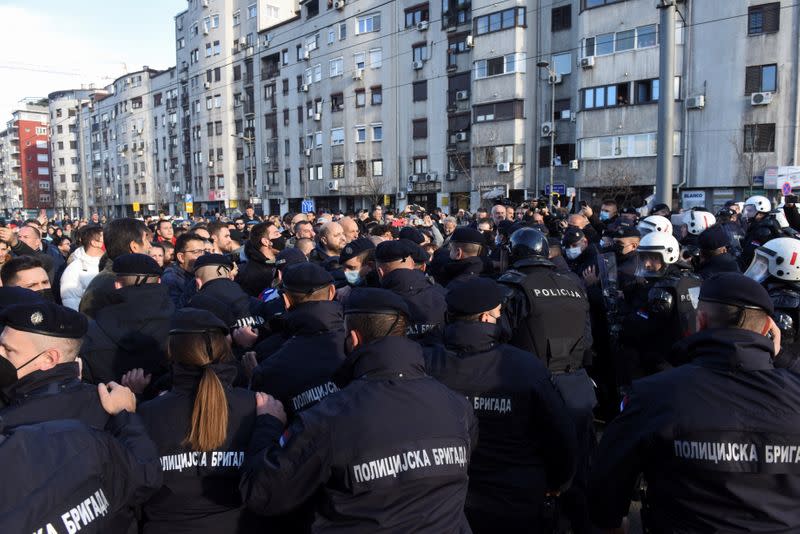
545, 183, 567, 196
301, 199, 315, 213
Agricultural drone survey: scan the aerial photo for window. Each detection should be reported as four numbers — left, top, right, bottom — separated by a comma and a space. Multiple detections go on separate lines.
328, 28, 336, 44
551, 5, 571, 32
355, 126, 366, 142
332, 163, 345, 179
369, 48, 382, 68
206, 96, 213, 110
372, 123, 383, 141
233, 10, 240, 26
36, 154, 49, 162
552, 53, 571, 75
474, 7, 526, 35
355, 89, 366, 107
413, 81, 428, 101
296, 45, 304, 61
583, 0, 624, 8
539, 144, 575, 167
331, 93, 344, 110
554, 98, 571, 120
339, 22, 347, 40
405, 4, 429, 28
637, 24, 657, 48
331, 127, 344, 145
635, 79, 659, 104
596, 33, 614, 55
748, 3, 780, 35
372, 159, 383, 176
413, 157, 428, 174
744, 124, 776, 152
745, 64, 778, 94
579, 131, 681, 159
371, 86, 382, 105
413, 119, 428, 139
412, 43, 428, 62
582, 83, 630, 109
356, 13, 381, 34
354, 52, 366, 70
248, 3, 257, 18
205, 43, 213, 57
356, 160, 367, 177
282, 49, 289, 65
36, 140, 48, 149
315, 131, 323, 147
282, 78, 289, 94
330, 57, 344, 77
474, 53, 526, 79
305, 34, 319, 51
584, 24, 659, 56
473, 100, 524, 122
616, 29, 635, 51
38, 167, 49, 176
314, 64, 322, 82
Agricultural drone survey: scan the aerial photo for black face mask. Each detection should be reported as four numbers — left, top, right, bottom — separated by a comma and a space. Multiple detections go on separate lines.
271, 237, 287, 252
613, 242, 630, 257
0, 350, 45, 390
37, 288, 55, 303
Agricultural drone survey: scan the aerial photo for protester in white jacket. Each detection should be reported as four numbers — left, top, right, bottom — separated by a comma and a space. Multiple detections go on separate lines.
60, 225, 104, 309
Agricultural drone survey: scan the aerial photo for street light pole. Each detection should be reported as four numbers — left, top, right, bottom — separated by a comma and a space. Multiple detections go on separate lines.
537, 61, 557, 210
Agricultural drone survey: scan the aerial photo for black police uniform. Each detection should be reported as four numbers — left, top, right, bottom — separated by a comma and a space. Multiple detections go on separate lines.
192, 277, 266, 330
435, 227, 493, 287
765, 279, 800, 360
240, 289, 478, 533
741, 215, 783, 270
424, 320, 578, 532
0, 412, 163, 534
380, 268, 447, 343
236, 241, 276, 297
696, 225, 741, 279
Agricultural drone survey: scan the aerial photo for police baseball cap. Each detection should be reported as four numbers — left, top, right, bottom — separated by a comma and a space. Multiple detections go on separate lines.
169, 307, 229, 335
398, 227, 424, 244
339, 237, 375, 264
446, 278, 505, 315
375, 239, 418, 263
275, 247, 308, 271
112, 253, 162, 277
0, 301, 87, 339
699, 273, 774, 315
282, 262, 334, 294
192, 253, 234, 273
562, 228, 586, 246
410, 243, 430, 265
451, 227, 485, 246
698, 225, 729, 251
344, 288, 410, 317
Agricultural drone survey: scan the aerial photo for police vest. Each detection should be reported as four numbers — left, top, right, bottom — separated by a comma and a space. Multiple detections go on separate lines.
770, 285, 800, 350
499, 267, 590, 372
647, 273, 702, 340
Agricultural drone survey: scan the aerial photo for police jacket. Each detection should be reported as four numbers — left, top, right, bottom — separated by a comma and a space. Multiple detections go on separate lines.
424, 321, 578, 517
0, 362, 108, 429
236, 242, 276, 297
161, 264, 195, 308
437, 256, 489, 287
240, 336, 478, 533
499, 258, 591, 372
79, 261, 117, 319
697, 252, 740, 280
741, 216, 783, 269
589, 328, 800, 532
193, 277, 265, 330
767, 280, 800, 359
0, 412, 163, 534
380, 268, 447, 343
80, 283, 175, 385
138, 362, 260, 534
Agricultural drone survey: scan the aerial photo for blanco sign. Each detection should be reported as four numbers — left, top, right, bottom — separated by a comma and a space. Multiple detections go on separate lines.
681, 190, 706, 209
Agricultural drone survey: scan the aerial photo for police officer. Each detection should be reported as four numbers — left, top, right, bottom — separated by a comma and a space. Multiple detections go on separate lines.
637, 214, 673, 237
335, 237, 378, 303
137, 308, 261, 533
744, 237, 800, 360
251, 262, 346, 418
741, 195, 781, 269
240, 288, 477, 531
589, 273, 800, 532
436, 227, 491, 287
424, 277, 577, 533
680, 210, 716, 247
375, 239, 447, 343
0, 383, 163, 533
695, 225, 741, 279
80, 254, 174, 387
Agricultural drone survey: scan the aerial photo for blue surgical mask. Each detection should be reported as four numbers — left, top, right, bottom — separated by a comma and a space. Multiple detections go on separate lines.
599, 211, 611, 222
344, 270, 361, 286
566, 246, 583, 260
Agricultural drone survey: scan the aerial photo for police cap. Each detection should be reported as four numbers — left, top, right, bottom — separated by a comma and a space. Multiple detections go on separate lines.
451, 227, 485, 246
340, 237, 375, 264
170, 307, 229, 335
398, 226, 424, 244
187, 294, 236, 329
192, 253, 234, 273
375, 239, 418, 263
0, 287, 43, 313
275, 247, 308, 271
612, 226, 641, 239
562, 227, 586, 246
699, 273, 774, 315
344, 288, 410, 317
282, 262, 334, 294
112, 253, 162, 277
0, 301, 87, 339
698, 225, 729, 251
446, 278, 505, 315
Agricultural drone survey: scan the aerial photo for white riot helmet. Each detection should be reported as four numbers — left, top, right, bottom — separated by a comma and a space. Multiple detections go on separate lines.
683, 211, 716, 235
772, 208, 790, 229
637, 215, 673, 236
635, 232, 681, 278
744, 237, 800, 283
743, 195, 772, 220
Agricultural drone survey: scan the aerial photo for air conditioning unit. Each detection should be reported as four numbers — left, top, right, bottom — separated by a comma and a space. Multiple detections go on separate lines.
569, 159, 579, 170
203, 28, 209, 35
263, 156, 271, 164
327, 180, 339, 191
425, 172, 438, 182
456, 90, 469, 101
549, 74, 563, 85
417, 20, 429, 31
541, 122, 554, 137
308, 108, 315, 118
208, 161, 214, 168
202, 0, 209, 7
301, 84, 309, 92
409, 174, 420, 183
352, 69, 364, 80
751, 92, 773, 106
686, 95, 705, 109
412, 60, 424, 70
465, 35, 474, 48
336, 0, 345, 9
203, 82, 211, 89
446, 172, 458, 181
314, 112, 322, 121
497, 162, 511, 173
455, 132, 468, 142
580, 56, 595, 69
337, 103, 345, 110
239, 40, 248, 50
263, 184, 270, 192
303, 50, 310, 60
397, 191, 406, 199
137, 150, 144, 156
304, 148, 312, 156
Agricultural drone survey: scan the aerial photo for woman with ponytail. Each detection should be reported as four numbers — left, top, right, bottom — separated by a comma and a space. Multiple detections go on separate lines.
137, 308, 269, 533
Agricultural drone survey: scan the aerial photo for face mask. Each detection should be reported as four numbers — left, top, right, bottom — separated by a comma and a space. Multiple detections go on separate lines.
37, 288, 55, 303
344, 270, 361, 286
613, 242, 628, 256
271, 237, 287, 251
599, 211, 611, 222
566, 246, 583, 260
0, 350, 45, 390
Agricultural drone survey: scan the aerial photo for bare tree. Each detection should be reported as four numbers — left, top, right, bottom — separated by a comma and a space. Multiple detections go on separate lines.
594, 163, 641, 205
361, 172, 391, 207
730, 130, 768, 195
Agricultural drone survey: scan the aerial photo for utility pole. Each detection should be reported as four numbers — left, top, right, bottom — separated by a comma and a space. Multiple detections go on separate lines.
655, 0, 677, 207
537, 61, 557, 210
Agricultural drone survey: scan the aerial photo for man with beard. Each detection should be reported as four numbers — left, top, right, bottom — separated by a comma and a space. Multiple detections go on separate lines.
236, 222, 281, 297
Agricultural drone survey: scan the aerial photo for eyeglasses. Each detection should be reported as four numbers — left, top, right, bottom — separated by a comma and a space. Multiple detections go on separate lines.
182, 248, 206, 255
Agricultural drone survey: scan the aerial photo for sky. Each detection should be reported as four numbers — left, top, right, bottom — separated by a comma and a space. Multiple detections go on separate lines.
0, 0, 186, 117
